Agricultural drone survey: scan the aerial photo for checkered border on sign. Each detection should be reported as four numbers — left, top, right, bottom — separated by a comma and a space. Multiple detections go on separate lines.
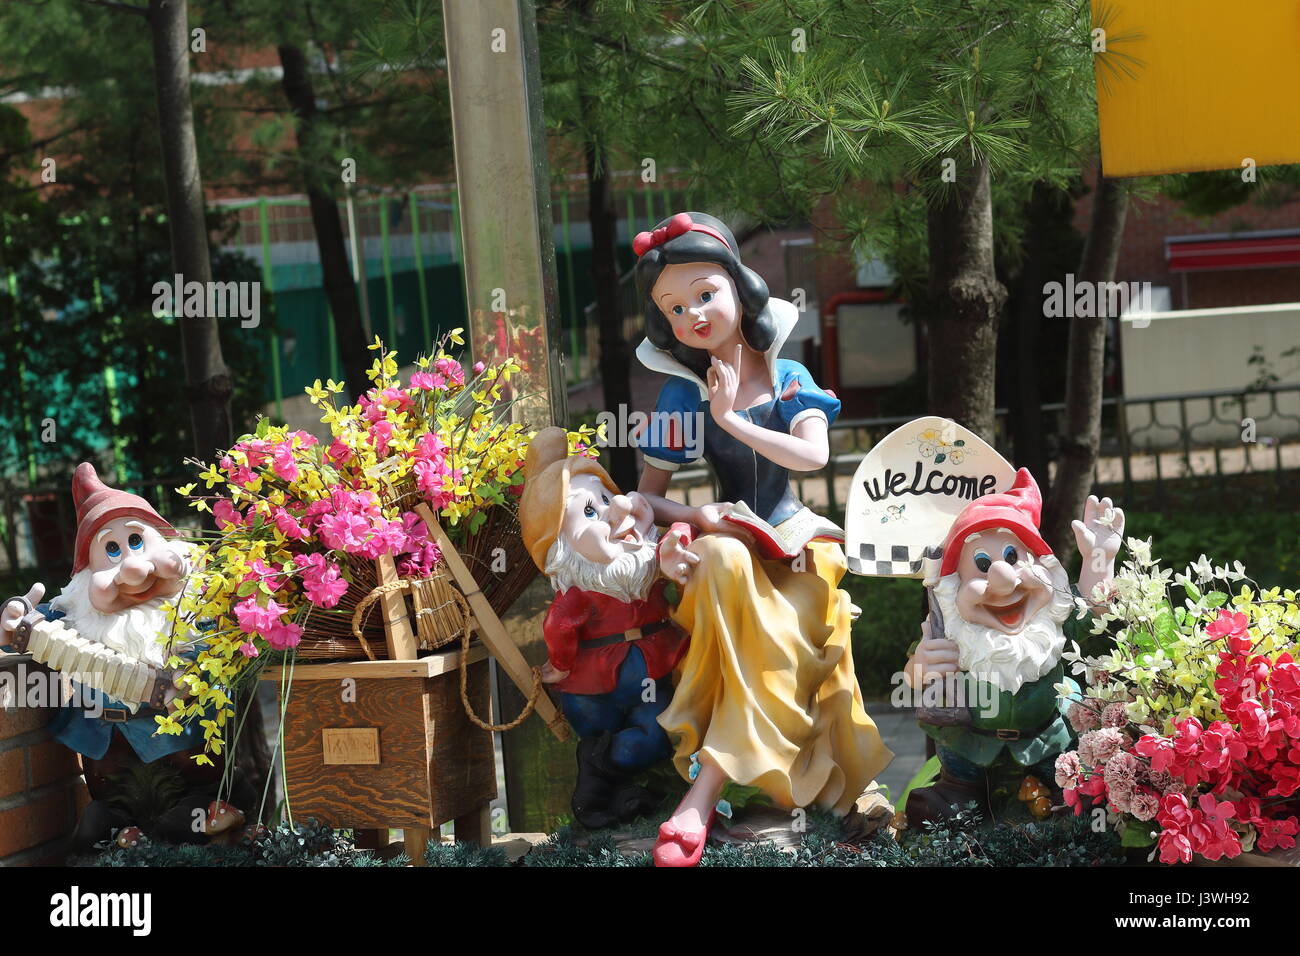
847, 542, 942, 576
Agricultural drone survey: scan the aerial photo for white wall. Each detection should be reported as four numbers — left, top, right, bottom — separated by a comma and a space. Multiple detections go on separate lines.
1119, 302, 1300, 448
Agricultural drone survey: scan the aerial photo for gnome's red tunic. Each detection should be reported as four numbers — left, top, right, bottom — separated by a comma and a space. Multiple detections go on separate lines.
542, 579, 687, 695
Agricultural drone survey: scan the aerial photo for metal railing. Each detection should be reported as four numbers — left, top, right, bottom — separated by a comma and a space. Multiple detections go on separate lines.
665, 384, 1300, 523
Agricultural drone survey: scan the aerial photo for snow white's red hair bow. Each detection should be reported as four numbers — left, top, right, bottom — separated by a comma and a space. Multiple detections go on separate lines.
632, 212, 730, 257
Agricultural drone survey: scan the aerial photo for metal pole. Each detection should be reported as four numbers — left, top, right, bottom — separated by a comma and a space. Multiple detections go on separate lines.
344, 186, 373, 340
258, 197, 284, 420
443, 0, 565, 429
442, 0, 570, 834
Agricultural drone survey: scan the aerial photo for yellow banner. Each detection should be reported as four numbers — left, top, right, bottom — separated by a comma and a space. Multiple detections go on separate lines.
1093, 0, 1300, 177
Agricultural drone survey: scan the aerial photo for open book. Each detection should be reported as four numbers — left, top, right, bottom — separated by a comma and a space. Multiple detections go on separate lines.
723, 502, 845, 561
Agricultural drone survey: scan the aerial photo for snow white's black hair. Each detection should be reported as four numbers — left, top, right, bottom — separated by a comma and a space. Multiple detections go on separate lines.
634, 212, 776, 382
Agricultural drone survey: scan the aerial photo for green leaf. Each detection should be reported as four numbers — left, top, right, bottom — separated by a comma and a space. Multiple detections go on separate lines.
1153, 606, 1177, 648
894, 754, 941, 812
1184, 581, 1202, 602
255, 416, 270, 439
1205, 591, 1228, 609
1120, 823, 1157, 847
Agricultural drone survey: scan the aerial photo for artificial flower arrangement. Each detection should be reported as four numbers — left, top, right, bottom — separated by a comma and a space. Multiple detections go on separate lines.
156, 331, 600, 763
1054, 539, 1300, 864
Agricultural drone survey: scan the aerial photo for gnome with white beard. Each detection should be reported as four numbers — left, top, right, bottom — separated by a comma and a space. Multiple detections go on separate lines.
520, 428, 691, 829
844, 417, 1123, 827
901, 469, 1124, 826
1, 463, 236, 849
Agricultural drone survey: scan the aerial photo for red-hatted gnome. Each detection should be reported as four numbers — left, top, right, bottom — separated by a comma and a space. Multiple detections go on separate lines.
1, 463, 245, 849
901, 469, 1124, 825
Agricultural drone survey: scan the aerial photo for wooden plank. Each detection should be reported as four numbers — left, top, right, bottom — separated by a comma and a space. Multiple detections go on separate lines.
414, 502, 568, 741
405, 826, 431, 867
375, 552, 418, 660
259, 642, 486, 681
453, 804, 492, 846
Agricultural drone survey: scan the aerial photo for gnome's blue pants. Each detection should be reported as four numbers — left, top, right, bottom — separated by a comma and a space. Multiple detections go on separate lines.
558, 647, 674, 772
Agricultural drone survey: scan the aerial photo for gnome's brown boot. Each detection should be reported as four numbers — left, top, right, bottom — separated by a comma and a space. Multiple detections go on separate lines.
905, 769, 990, 829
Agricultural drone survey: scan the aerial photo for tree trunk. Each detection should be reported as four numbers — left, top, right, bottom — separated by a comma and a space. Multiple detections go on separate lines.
1042, 172, 1129, 558
585, 139, 638, 490
1009, 181, 1055, 486
277, 42, 372, 402
146, 0, 232, 460
924, 159, 1006, 443
147, 0, 273, 813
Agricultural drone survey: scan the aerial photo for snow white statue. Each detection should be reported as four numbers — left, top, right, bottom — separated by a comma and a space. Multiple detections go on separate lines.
632, 211, 893, 866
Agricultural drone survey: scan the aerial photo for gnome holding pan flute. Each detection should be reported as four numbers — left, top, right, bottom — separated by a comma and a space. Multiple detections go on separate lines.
844, 417, 1124, 827
1, 463, 245, 849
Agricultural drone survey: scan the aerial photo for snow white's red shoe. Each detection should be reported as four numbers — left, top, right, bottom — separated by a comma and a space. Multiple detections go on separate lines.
652, 807, 715, 867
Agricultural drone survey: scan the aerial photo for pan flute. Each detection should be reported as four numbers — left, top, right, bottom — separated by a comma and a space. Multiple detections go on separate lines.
9, 611, 176, 710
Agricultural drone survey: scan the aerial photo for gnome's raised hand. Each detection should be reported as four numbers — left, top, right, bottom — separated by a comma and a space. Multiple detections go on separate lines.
1072, 495, 1125, 604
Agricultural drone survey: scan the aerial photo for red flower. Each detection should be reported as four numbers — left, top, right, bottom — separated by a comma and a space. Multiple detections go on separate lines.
1256, 815, 1299, 852
1206, 609, 1249, 641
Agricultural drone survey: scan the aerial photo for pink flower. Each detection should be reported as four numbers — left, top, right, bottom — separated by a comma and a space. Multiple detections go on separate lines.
1102, 702, 1129, 728
1055, 751, 1081, 789
435, 356, 464, 386
233, 596, 289, 635
264, 620, 303, 651
1157, 828, 1193, 865
213, 499, 245, 531
273, 508, 308, 542
1130, 790, 1159, 822
271, 443, 299, 482
1079, 728, 1127, 769
318, 512, 371, 552
410, 371, 445, 391
472, 361, 485, 375
1067, 701, 1101, 732
294, 553, 349, 609
238, 642, 260, 658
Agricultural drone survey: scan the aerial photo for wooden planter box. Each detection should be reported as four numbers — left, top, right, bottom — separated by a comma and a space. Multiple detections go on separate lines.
261, 643, 495, 846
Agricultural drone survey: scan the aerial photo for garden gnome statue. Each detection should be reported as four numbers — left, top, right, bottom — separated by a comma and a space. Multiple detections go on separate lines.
1, 463, 244, 849
844, 417, 1124, 826
519, 428, 690, 829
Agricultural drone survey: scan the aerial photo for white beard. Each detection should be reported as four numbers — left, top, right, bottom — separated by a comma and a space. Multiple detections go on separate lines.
933, 556, 1072, 695
544, 528, 660, 604
49, 543, 196, 668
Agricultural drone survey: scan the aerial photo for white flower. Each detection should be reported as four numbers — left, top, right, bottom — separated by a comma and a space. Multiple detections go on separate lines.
1126, 536, 1154, 567
1190, 554, 1215, 583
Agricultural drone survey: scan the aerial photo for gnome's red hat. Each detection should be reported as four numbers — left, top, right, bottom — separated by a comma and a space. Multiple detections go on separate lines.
71, 463, 177, 573
938, 467, 1051, 577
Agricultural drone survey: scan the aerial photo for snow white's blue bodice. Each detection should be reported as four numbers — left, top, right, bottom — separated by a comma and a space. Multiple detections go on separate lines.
640, 359, 840, 527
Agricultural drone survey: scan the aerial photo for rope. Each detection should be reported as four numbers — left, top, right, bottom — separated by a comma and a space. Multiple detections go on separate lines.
350, 580, 412, 661
351, 573, 547, 733
458, 627, 542, 732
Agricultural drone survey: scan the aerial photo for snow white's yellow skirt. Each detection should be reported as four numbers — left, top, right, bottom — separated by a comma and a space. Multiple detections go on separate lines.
661, 534, 892, 814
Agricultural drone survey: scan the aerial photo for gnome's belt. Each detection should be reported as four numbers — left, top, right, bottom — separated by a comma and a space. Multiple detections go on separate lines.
965, 717, 1057, 741
580, 619, 676, 650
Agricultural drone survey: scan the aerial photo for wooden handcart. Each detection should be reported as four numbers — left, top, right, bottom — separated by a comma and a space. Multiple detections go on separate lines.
260, 504, 568, 865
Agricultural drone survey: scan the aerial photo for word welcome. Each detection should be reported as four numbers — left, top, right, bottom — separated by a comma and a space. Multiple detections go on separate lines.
151, 275, 261, 328
50, 886, 151, 936
595, 406, 705, 460
860, 461, 999, 504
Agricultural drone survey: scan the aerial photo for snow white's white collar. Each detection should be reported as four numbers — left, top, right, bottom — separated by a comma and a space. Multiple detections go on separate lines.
634, 297, 798, 400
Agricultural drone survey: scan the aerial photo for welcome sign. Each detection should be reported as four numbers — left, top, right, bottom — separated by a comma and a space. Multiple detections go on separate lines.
845, 417, 1015, 579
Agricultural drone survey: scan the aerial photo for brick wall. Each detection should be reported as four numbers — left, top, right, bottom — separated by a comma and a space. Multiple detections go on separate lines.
0, 656, 87, 866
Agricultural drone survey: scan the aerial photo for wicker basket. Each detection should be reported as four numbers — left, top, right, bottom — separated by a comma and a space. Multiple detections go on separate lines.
295, 490, 536, 662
